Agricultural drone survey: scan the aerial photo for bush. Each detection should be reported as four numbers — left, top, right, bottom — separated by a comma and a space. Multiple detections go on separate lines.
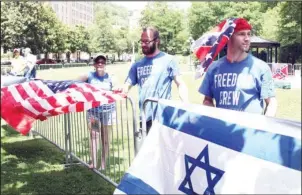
1, 53, 13, 60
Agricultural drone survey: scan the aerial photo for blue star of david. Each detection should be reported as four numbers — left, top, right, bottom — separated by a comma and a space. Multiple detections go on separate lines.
178, 145, 224, 195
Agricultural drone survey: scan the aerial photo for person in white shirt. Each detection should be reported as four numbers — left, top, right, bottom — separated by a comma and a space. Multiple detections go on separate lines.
23, 47, 37, 79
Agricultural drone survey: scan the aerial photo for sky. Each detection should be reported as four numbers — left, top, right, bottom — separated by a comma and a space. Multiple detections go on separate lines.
112, 1, 191, 10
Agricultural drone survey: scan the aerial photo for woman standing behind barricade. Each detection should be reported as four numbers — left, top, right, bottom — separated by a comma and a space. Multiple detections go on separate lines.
77, 55, 117, 170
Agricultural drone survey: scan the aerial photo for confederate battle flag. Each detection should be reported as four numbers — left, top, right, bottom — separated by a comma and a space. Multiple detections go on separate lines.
192, 18, 245, 79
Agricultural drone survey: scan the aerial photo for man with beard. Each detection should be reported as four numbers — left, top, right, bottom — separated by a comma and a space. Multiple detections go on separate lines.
123, 26, 188, 133
199, 18, 277, 116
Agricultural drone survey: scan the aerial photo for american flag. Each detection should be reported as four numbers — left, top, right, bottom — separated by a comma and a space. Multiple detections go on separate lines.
272, 63, 288, 80
1, 79, 126, 135
192, 18, 237, 79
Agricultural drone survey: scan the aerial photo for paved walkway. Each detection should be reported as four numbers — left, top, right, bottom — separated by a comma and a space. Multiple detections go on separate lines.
274, 75, 301, 89
285, 76, 301, 89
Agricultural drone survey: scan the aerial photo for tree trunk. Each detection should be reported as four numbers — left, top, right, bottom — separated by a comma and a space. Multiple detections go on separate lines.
66, 51, 71, 63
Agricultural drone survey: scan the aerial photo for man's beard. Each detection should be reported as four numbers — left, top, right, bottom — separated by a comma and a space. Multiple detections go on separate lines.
142, 43, 156, 55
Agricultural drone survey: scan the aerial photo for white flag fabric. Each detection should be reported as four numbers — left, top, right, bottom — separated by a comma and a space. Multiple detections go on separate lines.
114, 99, 301, 194
1, 75, 27, 87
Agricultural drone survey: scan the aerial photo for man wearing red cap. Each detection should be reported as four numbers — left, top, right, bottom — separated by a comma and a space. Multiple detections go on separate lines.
198, 18, 277, 116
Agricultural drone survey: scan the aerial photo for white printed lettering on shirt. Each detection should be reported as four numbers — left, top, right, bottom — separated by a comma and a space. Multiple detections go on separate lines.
137, 65, 153, 78
214, 73, 238, 88
219, 91, 240, 106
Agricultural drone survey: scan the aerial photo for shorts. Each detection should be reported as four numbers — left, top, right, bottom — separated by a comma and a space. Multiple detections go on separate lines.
87, 109, 116, 128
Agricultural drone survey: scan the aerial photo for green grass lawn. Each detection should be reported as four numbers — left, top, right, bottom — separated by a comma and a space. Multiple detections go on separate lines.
2, 60, 301, 194
1, 124, 115, 195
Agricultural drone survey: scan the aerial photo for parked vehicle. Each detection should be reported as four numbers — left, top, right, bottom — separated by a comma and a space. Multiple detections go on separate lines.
36, 59, 56, 65
1, 60, 11, 66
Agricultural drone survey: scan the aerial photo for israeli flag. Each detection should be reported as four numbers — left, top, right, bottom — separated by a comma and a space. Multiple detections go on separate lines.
114, 99, 301, 194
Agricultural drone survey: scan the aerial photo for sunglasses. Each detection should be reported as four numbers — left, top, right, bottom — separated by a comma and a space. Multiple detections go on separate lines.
138, 37, 158, 44
95, 61, 106, 65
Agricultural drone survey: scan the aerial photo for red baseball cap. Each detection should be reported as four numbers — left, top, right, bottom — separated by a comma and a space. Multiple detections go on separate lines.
234, 18, 252, 33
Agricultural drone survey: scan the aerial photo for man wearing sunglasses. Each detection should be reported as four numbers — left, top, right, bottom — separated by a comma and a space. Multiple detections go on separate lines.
123, 26, 189, 133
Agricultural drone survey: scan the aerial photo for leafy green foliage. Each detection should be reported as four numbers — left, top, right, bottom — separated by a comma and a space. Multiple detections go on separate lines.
88, 2, 129, 55
139, 2, 186, 54
1, 1, 301, 63
278, 2, 301, 46
1, 1, 41, 52
67, 25, 90, 53
259, 4, 281, 42
188, 2, 265, 39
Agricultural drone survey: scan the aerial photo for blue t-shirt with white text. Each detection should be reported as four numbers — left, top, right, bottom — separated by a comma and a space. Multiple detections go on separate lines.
86, 72, 115, 113
126, 52, 180, 121
199, 54, 275, 114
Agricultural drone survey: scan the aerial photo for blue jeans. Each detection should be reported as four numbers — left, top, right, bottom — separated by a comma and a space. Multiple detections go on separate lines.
24, 66, 37, 79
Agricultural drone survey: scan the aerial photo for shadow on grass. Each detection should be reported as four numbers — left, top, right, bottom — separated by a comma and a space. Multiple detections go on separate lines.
2, 165, 115, 195
1, 127, 115, 194
2, 138, 65, 165
1, 124, 20, 137
1, 122, 130, 188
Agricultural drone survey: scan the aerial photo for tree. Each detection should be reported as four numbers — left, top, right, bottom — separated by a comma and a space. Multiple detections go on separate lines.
139, 2, 185, 54
259, 4, 281, 42
33, 4, 69, 58
188, 2, 266, 39
277, 2, 302, 63
67, 25, 90, 61
0, 1, 69, 57
113, 27, 128, 58
278, 2, 301, 46
89, 2, 128, 54
188, 2, 229, 40
1, 1, 42, 52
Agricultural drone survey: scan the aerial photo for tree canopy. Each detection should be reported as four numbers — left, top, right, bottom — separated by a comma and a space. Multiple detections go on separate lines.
1, 1, 301, 62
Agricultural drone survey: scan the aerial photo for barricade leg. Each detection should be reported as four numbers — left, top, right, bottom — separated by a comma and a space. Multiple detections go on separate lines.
63, 114, 81, 168
30, 96, 138, 187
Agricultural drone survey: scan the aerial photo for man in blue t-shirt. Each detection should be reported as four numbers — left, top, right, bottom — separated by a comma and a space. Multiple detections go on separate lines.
199, 18, 277, 116
123, 26, 188, 132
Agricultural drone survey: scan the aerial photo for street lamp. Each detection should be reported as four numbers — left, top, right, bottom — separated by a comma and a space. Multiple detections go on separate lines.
188, 36, 194, 71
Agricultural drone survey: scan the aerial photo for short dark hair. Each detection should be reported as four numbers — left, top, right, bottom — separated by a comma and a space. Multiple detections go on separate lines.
93, 55, 106, 63
143, 26, 160, 40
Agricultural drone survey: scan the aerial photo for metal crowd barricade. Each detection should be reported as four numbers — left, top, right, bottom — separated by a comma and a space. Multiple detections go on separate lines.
1, 65, 12, 75
31, 96, 140, 187
141, 97, 160, 136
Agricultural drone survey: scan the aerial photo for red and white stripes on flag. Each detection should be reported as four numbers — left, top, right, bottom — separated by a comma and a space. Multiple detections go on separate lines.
1, 80, 126, 135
